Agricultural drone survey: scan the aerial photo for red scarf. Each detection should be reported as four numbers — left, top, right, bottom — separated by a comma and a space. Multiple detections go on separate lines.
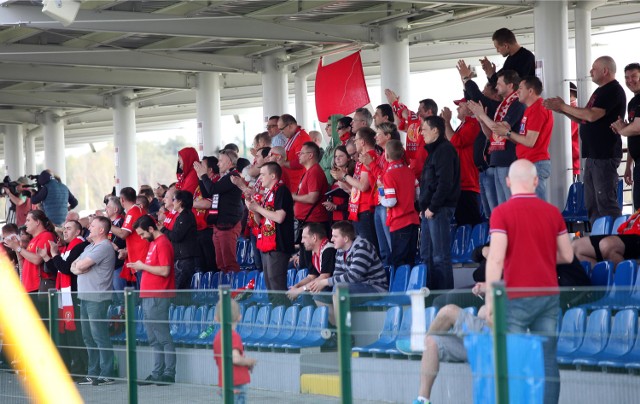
193, 184, 208, 231
56, 237, 84, 332
256, 181, 282, 253
489, 91, 519, 153
248, 178, 264, 235
284, 129, 301, 152
347, 150, 376, 221
312, 239, 332, 274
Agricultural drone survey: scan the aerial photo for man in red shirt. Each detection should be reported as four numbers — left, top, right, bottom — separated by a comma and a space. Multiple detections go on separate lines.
493, 76, 553, 201
129, 215, 176, 386
385, 89, 438, 180
380, 140, 420, 267
293, 141, 330, 269
279, 114, 311, 190
486, 159, 574, 404
110, 187, 149, 285
443, 99, 483, 226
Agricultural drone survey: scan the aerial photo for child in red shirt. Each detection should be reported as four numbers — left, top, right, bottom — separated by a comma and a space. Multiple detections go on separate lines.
213, 299, 256, 403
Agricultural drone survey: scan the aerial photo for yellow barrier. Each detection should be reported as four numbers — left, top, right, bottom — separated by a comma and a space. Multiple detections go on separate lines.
0, 252, 83, 404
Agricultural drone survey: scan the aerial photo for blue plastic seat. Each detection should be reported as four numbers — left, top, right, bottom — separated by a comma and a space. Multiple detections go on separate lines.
590, 216, 613, 236
589, 261, 614, 287
580, 261, 591, 275
274, 306, 314, 348
243, 305, 271, 344
451, 225, 472, 264
281, 306, 329, 349
237, 305, 257, 340
394, 306, 439, 355
243, 238, 254, 266
247, 305, 284, 348
236, 238, 247, 265
352, 306, 402, 354
556, 307, 587, 358
617, 179, 624, 210
363, 265, 411, 307
463, 306, 478, 316
583, 260, 637, 310
459, 222, 489, 263
562, 181, 588, 224
135, 305, 148, 344
386, 307, 412, 355
169, 305, 186, 338
233, 271, 246, 290
244, 270, 258, 287
260, 305, 299, 348
245, 272, 268, 304
179, 305, 207, 344
287, 268, 297, 289
109, 305, 126, 342
612, 215, 630, 235
172, 305, 197, 343
194, 305, 218, 346
620, 325, 640, 370
557, 309, 610, 365
574, 309, 638, 366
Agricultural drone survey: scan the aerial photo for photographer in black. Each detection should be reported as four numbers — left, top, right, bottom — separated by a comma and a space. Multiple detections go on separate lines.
1, 176, 35, 226
30, 170, 78, 226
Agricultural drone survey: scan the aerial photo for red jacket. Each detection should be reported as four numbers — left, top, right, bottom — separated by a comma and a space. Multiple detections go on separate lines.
450, 116, 481, 193
392, 100, 427, 180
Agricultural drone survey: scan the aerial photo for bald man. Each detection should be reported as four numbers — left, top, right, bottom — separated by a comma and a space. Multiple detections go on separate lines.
544, 56, 626, 223
486, 159, 574, 404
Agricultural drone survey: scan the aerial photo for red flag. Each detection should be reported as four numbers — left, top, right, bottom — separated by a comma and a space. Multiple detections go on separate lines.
315, 51, 370, 122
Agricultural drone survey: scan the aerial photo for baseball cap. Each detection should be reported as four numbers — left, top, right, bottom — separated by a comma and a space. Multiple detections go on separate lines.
453, 98, 467, 105
16, 176, 30, 185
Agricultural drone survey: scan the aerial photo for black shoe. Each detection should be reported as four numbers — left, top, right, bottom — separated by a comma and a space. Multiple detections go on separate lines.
78, 377, 97, 385
93, 378, 114, 386
138, 375, 157, 386
156, 374, 175, 386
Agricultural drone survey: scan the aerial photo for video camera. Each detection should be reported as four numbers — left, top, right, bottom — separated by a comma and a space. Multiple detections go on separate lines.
0, 175, 37, 196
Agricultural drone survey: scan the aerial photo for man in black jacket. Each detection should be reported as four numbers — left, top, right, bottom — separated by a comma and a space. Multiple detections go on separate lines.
194, 150, 244, 273
419, 116, 460, 290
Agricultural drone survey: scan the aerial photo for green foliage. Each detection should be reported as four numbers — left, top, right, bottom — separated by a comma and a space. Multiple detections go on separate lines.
65, 137, 191, 212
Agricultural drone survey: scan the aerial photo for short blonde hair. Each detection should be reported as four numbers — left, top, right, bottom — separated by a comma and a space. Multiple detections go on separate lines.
214, 298, 241, 323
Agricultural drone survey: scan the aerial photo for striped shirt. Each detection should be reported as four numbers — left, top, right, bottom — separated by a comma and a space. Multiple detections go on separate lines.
329, 237, 388, 292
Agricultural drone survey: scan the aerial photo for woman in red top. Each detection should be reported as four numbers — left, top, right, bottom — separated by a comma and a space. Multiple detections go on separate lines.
323, 146, 354, 223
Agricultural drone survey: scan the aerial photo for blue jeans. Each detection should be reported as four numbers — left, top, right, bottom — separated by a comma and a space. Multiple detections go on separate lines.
390, 224, 418, 268
142, 298, 176, 378
112, 266, 126, 304
482, 168, 499, 213
80, 299, 114, 378
493, 166, 511, 206
506, 295, 560, 404
374, 205, 392, 265
534, 160, 551, 201
420, 207, 455, 290
354, 211, 378, 254
249, 233, 262, 270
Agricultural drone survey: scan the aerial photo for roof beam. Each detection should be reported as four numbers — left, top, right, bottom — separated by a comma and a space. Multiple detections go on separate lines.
0, 4, 376, 43
0, 44, 256, 72
0, 63, 194, 89
0, 90, 106, 108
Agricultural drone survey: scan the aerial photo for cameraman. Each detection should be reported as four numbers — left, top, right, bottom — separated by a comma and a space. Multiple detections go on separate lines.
30, 170, 78, 226
4, 176, 33, 226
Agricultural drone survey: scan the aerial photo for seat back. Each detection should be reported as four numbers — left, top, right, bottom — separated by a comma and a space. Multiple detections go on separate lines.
469, 222, 489, 252
557, 307, 587, 354
608, 260, 637, 299
591, 216, 613, 236
236, 238, 247, 265
244, 238, 254, 266
450, 224, 471, 257
389, 265, 410, 293
397, 307, 412, 339
604, 309, 638, 356
562, 182, 580, 216
590, 261, 614, 287
249, 305, 271, 340
238, 305, 257, 339
378, 306, 403, 343
309, 306, 329, 333
289, 306, 314, 343
580, 261, 591, 275
425, 306, 437, 331
244, 270, 258, 287
170, 305, 185, 336
293, 269, 307, 285
190, 272, 202, 290
577, 309, 611, 356
186, 305, 207, 339
209, 271, 221, 290
276, 305, 300, 343
261, 305, 286, 342
407, 264, 427, 292
612, 215, 630, 235
287, 268, 297, 288
617, 179, 624, 210
233, 271, 246, 290
177, 305, 197, 339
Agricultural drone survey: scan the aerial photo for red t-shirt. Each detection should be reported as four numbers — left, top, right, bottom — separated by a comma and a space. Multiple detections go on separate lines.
140, 234, 175, 298
283, 127, 312, 191
163, 210, 177, 231
382, 162, 420, 232
213, 330, 251, 387
121, 205, 150, 280
490, 194, 566, 299
450, 117, 481, 193
516, 98, 553, 162
294, 163, 329, 222
22, 231, 56, 292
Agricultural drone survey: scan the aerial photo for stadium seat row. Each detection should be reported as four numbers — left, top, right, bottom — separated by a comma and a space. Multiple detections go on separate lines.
580, 260, 640, 310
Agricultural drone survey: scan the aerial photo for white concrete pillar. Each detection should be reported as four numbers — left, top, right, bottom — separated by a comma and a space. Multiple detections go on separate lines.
380, 21, 410, 105
25, 128, 38, 175
574, 1, 605, 108
113, 89, 138, 192
196, 72, 221, 157
4, 124, 25, 178
534, 0, 570, 208
43, 110, 66, 183
261, 51, 288, 122
294, 60, 317, 129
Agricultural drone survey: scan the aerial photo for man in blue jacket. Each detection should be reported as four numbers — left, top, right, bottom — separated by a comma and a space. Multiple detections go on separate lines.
31, 170, 78, 226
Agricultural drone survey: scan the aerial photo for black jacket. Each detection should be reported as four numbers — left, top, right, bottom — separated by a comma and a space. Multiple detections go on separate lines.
160, 209, 199, 260
418, 135, 460, 214
198, 171, 244, 228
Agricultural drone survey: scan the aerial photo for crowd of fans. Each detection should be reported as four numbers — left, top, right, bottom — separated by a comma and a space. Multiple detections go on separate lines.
2, 26, 640, 404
